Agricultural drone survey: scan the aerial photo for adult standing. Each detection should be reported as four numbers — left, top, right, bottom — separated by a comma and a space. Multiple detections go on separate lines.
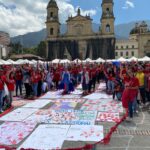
0, 69, 4, 113
15, 67, 23, 97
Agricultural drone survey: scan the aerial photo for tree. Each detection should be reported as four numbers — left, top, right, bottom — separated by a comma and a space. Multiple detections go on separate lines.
37, 41, 46, 58
9, 42, 23, 54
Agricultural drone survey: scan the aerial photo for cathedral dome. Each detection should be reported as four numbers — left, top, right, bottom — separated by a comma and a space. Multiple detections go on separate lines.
47, 0, 58, 8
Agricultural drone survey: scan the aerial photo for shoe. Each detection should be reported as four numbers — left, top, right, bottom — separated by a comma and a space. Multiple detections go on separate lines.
126, 117, 133, 122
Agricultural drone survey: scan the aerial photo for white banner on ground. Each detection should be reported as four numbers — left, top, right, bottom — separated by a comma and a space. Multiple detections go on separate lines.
0, 122, 36, 145
18, 125, 70, 150
83, 93, 112, 100
96, 112, 120, 122
22, 100, 51, 108
66, 125, 104, 142
40, 91, 62, 99
0, 108, 38, 122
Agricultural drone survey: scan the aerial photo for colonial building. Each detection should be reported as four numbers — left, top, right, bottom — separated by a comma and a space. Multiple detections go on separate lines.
46, 0, 115, 60
0, 31, 10, 59
115, 21, 150, 58
115, 39, 138, 59
130, 21, 150, 57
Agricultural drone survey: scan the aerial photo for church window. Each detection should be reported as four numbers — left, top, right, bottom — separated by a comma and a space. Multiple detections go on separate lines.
50, 28, 54, 35
121, 46, 123, 49
126, 51, 128, 56
132, 45, 134, 48
50, 12, 53, 17
106, 24, 110, 32
132, 51, 134, 56
116, 46, 118, 49
126, 45, 128, 49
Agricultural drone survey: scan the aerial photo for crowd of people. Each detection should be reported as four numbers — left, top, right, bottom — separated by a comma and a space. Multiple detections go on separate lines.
0, 61, 149, 122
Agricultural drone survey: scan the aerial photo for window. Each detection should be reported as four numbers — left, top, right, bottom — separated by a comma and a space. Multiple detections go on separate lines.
132, 45, 134, 48
50, 28, 54, 35
106, 24, 110, 32
50, 12, 53, 17
126, 51, 128, 56
116, 46, 118, 49
115, 52, 118, 56
132, 51, 134, 56
121, 46, 123, 49
120, 52, 123, 56
126, 45, 128, 49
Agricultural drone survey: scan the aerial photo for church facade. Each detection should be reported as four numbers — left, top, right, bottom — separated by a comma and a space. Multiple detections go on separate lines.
46, 0, 115, 60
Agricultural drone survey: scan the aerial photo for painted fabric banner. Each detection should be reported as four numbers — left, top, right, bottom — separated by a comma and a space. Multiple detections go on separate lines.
25, 109, 97, 125
83, 92, 112, 100
22, 100, 51, 108
55, 99, 85, 103
0, 122, 36, 145
50, 102, 77, 110
66, 125, 104, 142
71, 89, 83, 95
40, 91, 62, 99
96, 112, 120, 122
61, 94, 81, 99
0, 108, 38, 122
18, 125, 70, 150
12, 100, 32, 107
81, 99, 123, 113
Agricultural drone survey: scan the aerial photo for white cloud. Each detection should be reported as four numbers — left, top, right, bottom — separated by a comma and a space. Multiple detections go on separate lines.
122, 0, 135, 9
0, 0, 97, 37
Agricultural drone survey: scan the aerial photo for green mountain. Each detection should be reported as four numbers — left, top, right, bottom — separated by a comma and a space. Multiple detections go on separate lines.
11, 20, 150, 48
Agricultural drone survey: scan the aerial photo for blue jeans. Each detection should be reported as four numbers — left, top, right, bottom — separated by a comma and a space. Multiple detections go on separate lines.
116, 92, 122, 101
128, 97, 136, 118
0, 90, 3, 111
32, 83, 38, 96
107, 80, 115, 93
16, 80, 22, 96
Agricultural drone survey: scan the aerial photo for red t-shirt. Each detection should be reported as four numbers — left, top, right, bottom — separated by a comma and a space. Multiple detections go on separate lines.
7, 77, 15, 91
0, 77, 4, 90
15, 71, 23, 80
128, 77, 139, 101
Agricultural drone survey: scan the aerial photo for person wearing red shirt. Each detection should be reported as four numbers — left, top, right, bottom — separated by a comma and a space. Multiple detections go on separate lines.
31, 69, 39, 97
122, 69, 139, 121
53, 69, 60, 90
0, 70, 5, 112
15, 67, 23, 96
6, 71, 15, 107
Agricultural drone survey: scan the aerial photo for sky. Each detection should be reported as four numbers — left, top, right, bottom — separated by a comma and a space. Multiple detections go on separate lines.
0, 0, 149, 37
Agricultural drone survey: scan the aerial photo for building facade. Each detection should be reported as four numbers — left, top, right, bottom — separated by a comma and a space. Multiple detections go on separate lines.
115, 39, 138, 59
130, 21, 150, 57
46, 0, 116, 60
0, 31, 10, 59
115, 21, 150, 58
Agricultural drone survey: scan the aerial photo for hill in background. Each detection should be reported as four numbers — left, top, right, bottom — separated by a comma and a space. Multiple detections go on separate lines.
11, 20, 150, 48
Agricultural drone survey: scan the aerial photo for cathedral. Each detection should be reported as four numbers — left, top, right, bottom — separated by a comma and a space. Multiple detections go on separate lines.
46, 0, 115, 60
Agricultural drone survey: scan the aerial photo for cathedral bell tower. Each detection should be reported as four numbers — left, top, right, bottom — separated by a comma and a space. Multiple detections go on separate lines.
101, 0, 115, 35
46, 0, 60, 38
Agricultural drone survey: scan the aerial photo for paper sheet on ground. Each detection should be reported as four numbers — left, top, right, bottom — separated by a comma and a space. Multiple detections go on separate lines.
22, 100, 51, 108
0, 108, 38, 122
25, 109, 97, 125
0, 122, 36, 145
96, 112, 120, 122
18, 125, 69, 150
66, 125, 104, 142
